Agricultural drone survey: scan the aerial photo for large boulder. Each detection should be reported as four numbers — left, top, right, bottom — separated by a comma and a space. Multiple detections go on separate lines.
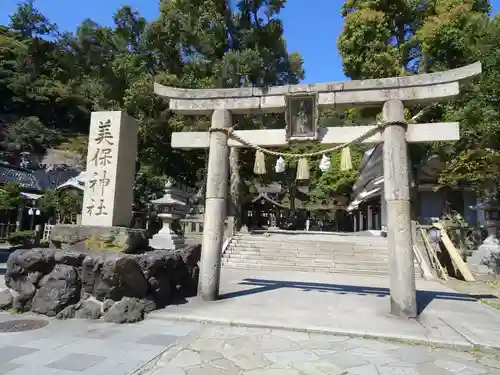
175, 245, 201, 297
31, 264, 81, 316
81, 254, 149, 301
102, 297, 146, 324
5, 248, 55, 279
0, 289, 13, 310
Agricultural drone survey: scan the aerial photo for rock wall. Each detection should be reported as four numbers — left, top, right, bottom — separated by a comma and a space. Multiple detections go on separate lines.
0, 245, 201, 323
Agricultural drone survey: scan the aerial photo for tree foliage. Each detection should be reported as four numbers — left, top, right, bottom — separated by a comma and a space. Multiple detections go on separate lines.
39, 188, 83, 224
338, 0, 500, 197
1, 0, 320, 209
0, 182, 23, 211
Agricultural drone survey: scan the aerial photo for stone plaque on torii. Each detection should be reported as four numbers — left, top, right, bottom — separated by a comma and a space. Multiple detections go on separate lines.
155, 62, 481, 318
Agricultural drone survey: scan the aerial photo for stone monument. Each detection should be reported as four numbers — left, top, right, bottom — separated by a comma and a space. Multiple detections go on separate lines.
81, 111, 137, 227
155, 62, 481, 318
50, 111, 148, 253
150, 179, 188, 250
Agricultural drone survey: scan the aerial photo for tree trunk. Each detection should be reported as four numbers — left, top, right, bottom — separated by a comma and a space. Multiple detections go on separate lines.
229, 147, 241, 229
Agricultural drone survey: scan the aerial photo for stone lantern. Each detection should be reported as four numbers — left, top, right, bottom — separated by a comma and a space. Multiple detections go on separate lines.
149, 179, 188, 250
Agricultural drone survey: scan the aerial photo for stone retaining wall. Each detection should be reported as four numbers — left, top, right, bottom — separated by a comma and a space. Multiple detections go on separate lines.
0, 245, 200, 323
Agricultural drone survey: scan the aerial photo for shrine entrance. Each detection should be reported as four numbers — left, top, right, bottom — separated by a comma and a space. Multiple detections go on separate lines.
243, 193, 286, 230
155, 62, 482, 319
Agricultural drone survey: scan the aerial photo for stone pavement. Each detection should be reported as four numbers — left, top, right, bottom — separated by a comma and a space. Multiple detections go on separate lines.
143, 324, 500, 375
0, 312, 499, 375
0, 312, 200, 375
150, 268, 500, 350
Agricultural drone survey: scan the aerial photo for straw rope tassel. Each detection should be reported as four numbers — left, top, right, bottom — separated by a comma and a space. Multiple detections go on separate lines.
253, 149, 266, 175
340, 147, 353, 171
296, 157, 310, 180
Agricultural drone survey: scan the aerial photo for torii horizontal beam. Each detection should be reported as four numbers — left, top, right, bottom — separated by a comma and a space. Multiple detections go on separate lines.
171, 122, 459, 149
155, 62, 482, 114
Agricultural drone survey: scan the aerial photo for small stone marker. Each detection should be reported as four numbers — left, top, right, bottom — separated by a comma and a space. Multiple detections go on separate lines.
81, 111, 138, 227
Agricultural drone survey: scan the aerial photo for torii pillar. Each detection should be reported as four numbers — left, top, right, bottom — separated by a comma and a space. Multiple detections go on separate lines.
155, 62, 481, 318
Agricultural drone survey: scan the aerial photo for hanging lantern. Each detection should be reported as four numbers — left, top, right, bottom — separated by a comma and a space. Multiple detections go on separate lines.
319, 154, 331, 172
275, 156, 285, 173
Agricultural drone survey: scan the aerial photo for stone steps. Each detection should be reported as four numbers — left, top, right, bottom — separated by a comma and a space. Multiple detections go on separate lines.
223, 233, 423, 279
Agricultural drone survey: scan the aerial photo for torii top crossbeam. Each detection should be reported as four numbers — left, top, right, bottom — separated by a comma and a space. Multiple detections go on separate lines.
154, 62, 481, 149
154, 62, 481, 115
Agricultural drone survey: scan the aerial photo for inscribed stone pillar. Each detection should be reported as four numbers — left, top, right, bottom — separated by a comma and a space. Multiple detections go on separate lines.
382, 100, 417, 318
198, 109, 231, 301
81, 111, 137, 227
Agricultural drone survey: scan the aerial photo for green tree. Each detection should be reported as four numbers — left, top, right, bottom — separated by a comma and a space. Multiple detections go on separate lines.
0, 182, 22, 212
40, 189, 83, 224
338, 0, 497, 197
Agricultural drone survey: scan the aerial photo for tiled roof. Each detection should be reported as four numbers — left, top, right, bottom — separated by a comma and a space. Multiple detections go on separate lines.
0, 163, 40, 190
33, 168, 80, 190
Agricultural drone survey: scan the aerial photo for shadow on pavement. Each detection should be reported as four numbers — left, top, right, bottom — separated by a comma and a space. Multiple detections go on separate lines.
220, 278, 498, 315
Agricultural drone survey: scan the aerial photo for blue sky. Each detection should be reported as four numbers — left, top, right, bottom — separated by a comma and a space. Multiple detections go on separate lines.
1, 0, 499, 83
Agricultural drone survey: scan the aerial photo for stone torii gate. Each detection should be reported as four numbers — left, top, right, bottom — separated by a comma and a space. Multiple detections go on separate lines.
155, 62, 481, 318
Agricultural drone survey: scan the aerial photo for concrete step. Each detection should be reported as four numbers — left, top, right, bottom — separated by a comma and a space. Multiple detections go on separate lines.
223, 251, 420, 266
229, 245, 389, 254
228, 243, 389, 252
232, 237, 388, 246
226, 249, 389, 259
233, 238, 388, 246
222, 259, 387, 270
224, 252, 389, 263
233, 234, 388, 242
221, 262, 393, 277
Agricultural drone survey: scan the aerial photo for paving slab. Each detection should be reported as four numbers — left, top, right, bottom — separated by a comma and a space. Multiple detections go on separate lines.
150, 268, 500, 350
142, 322, 500, 375
0, 313, 198, 375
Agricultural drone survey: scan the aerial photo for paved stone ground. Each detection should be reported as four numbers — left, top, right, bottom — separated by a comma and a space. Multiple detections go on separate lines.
150, 269, 500, 349
1, 312, 499, 375
0, 313, 200, 375
444, 278, 500, 310
143, 324, 500, 375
